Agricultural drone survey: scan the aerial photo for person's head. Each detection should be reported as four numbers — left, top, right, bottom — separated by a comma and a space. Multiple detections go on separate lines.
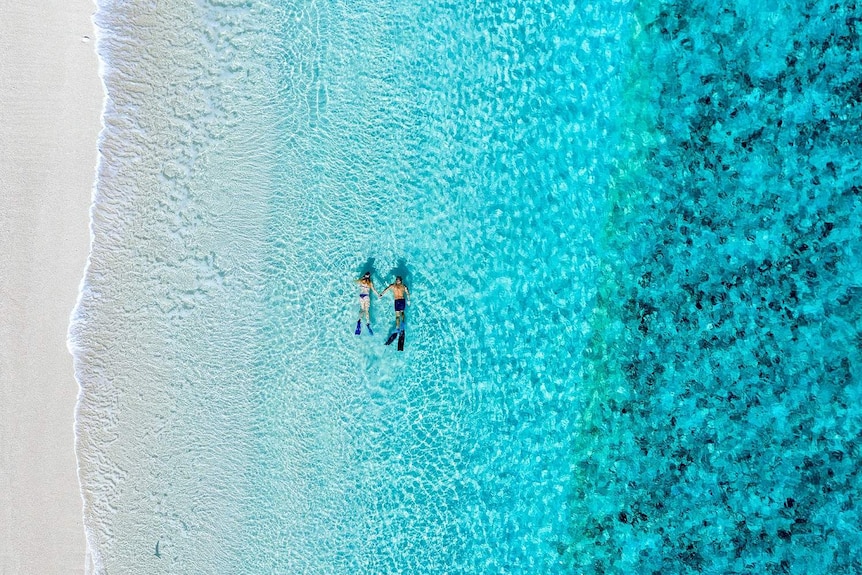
363, 272, 371, 280
395, 276, 402, 284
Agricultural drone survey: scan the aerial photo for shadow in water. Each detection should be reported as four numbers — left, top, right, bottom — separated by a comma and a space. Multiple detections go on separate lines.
356, 257, 377, 282
387, 257, 412, 287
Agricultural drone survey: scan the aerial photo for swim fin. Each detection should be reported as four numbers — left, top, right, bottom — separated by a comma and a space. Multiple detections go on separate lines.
366, 324, 374, 336
355, 320, 362, 335
385, 330, 399, 345
397, 329, 405, 351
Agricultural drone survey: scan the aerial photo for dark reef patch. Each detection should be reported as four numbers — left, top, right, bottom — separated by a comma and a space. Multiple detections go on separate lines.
569, 0, 862, 573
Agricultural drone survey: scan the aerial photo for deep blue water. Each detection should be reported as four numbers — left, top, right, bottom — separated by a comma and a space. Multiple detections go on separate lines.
72, 0, 861, 573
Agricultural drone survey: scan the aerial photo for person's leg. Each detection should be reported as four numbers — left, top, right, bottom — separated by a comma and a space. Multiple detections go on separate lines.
359, 298, 370, 323
394, 300, 405, 330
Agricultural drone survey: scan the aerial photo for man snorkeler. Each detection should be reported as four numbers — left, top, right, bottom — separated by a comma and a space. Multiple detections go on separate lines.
379, 276, 410, 331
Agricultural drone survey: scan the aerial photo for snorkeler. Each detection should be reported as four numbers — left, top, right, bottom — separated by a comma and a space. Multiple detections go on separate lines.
355, 271, 380, 335
380, 276, 410, 331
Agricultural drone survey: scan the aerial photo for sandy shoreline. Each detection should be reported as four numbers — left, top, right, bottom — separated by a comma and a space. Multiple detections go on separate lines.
0, 2, 102, 573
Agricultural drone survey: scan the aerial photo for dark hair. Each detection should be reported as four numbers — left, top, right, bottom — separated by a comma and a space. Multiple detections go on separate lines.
396, 276, 403, 282
363, 272, 371, 278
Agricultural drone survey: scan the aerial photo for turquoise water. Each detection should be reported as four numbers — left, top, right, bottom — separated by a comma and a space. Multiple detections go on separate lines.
71, 0, 861, 573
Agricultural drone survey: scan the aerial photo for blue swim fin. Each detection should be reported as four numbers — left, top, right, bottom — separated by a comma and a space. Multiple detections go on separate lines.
355, 320, 362, 335
366, 324, 374, 336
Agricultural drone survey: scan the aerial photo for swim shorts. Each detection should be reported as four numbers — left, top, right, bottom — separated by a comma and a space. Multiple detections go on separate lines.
394, 298, 406, 312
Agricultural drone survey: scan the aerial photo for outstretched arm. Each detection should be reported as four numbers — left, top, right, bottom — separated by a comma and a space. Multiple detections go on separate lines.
379, 284, 391, 298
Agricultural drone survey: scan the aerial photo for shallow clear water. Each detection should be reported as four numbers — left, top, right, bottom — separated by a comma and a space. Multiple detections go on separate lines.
72, 0, 862, 573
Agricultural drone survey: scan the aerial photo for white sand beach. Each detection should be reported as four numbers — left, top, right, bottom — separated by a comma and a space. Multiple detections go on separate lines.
0, 2, 102, 573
